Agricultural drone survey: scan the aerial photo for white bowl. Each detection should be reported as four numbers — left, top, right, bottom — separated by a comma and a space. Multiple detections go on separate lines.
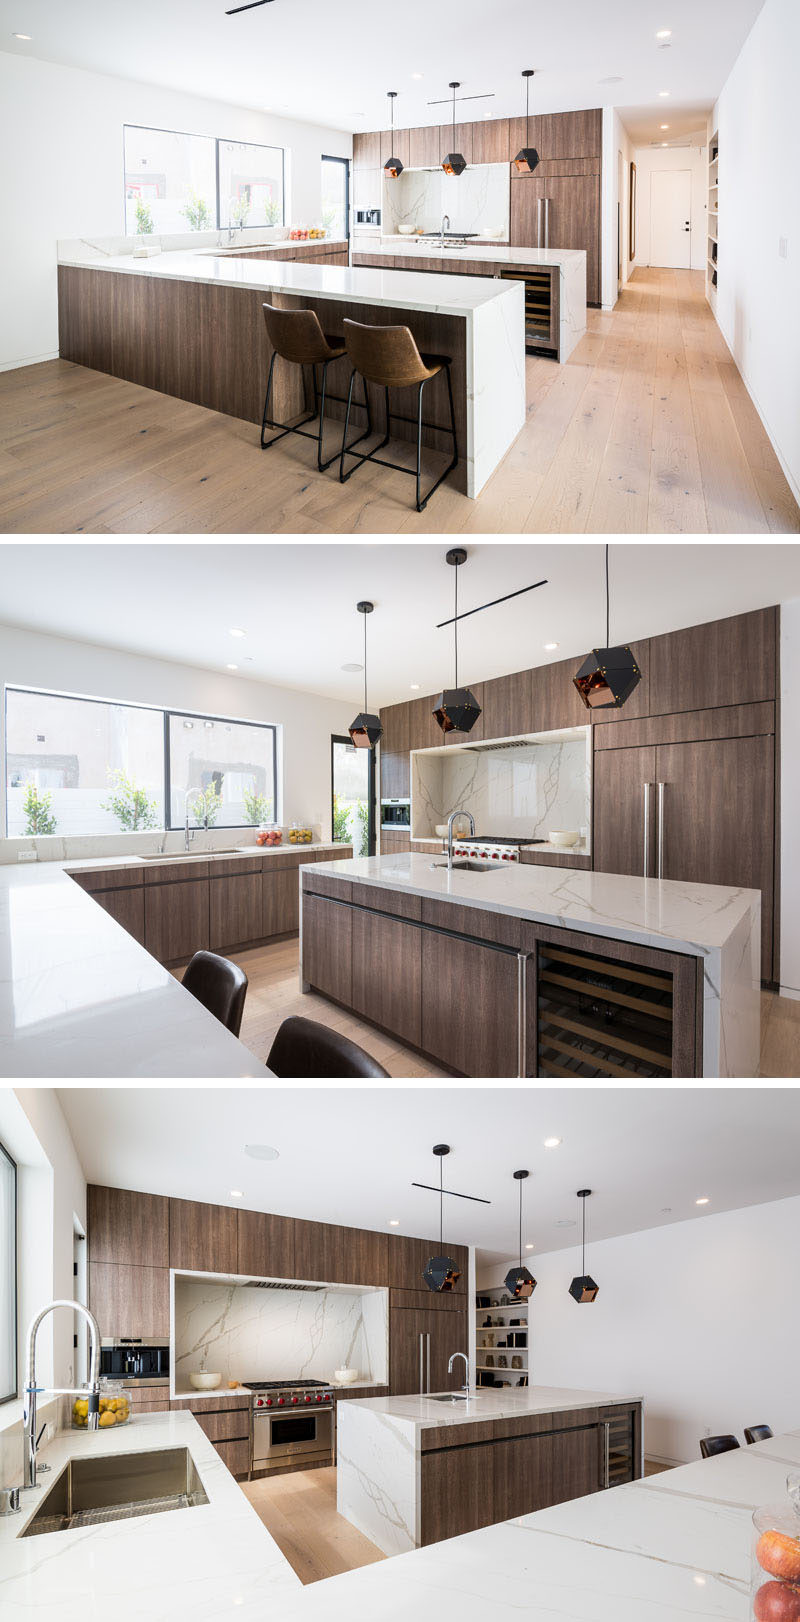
398, 225, 416, 235
434, 824, 449, 837
333, 1368, 359, 1384
189, 1372, 221, 1391
548, 830, 580, 848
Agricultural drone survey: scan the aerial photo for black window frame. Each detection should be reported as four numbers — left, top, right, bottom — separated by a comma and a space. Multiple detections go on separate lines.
165, 709, 279, 833
321, 153, 351, 242
331, 733, 375, 857
0, 1139, 18, 1407
122, 123, 286, 233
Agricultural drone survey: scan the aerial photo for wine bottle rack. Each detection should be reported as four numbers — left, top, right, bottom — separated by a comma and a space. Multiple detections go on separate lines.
501, 268, 557, 354
537, 942, 674, 1078
606, 1409, 636, 1486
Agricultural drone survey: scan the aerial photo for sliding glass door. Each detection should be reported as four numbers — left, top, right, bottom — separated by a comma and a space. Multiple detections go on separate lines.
321, 155, 350, 242
331, 735, 374, 855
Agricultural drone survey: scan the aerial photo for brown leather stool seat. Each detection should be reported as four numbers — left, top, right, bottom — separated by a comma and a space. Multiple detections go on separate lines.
182, 950, 248, 1038
339, 318, 459, 511
266, 1015, 389, 1079
260, 304, 371, 471
699, 1434, 740, 1459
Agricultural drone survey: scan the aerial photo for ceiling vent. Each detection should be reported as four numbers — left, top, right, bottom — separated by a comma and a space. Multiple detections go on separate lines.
244, 1280, 325, 1292
463, 738, 532, 752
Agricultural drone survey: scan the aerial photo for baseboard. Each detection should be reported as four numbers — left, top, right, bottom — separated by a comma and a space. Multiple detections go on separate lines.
779, 984, 800, 1002
0, 351, 60, 373
710, 309, 800, 509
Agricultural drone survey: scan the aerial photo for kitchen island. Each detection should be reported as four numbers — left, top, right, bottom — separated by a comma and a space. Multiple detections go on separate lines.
299, 853, 761, 1078
337, 1385, 642, 1556
56, 244, 525, 498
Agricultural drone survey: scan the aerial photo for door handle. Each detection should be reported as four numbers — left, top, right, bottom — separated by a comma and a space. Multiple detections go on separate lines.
544, 197, 550, 249
603, 1421, 611, 1488
537, 197, 542, 249
517, 951, 529, 1078
419, 1333, 424, 1396
657, 783, 665, 879
643, 783, 652, 877
426, 1334, 431, 1395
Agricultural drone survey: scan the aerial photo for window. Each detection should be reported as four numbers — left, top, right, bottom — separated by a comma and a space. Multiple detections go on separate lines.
167, 712, 277, 831
5, 689, 165, 838
124, 125, 217, 235
0, 1141, 16, 1405
331, 734, 374, 856
219, 139, 285, 231
321, 155, 349, 241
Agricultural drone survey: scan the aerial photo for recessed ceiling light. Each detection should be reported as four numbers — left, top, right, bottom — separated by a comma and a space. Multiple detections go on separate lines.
388, 1218, 400, 1226
230, 1190, 244, 1199
543, 642, 559, 651
525, 1243, 534, 1251
543, 1136, 562, 1148
410, 682, 421, 690
341, 662, 363, 673
555, 1218, 576, 1228
660, 124, 670, 129
659, 90, 670, 97
662, 142, 669, 147
226, 663, 239, 671
229, 627, 246, 638
695, 1196, 709, 1205
412, 73, 423, 80
244, 1144, 280, 1161
656, 29, 672, 38
12, 32, 32, 39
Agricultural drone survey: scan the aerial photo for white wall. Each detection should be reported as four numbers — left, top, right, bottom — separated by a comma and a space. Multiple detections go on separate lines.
632, 143, 708, 272
0, 624, 354, 843
478, 1194, 800, 1465
0, 50, 352, 371
780, 597, 800, 996
711, 0, 800, 502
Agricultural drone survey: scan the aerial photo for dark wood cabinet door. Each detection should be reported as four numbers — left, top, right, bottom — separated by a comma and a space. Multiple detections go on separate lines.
353, 130, 381, 167
93, 885, 146, 945
301, 892, 352, 1005
476, 669, 532, 741
389, 1307, 466, 1397
531, 657, 587, 731
511, 174, 600, 302
409, 125, 442, 167
388, 1234, 468, 1296
421, 1442, 492, 1544
380, 700, 411, 797
88, 1185, 169, 1267
427, 1305, 469, 1393
352, 906, 422, 1048
144, 878, 209, 964
493, 1424, 601, 1522
338, 1225, 389, 1286
380, 831, 412, 854
539, 109, 602, 161
472, 118, 511, 164
421, 930, 519, 1077
408, 694, 442, 751
647, 607, 777, 716
88, 1262, 170, 1339
263, 865, 300, 937
293, 1218, 344, 1283
209, 871, 262, 950
657, 734, 774, 979
593, 746, 657, 878
237, 1209, 295, 1278
169, 1197, 238, 1272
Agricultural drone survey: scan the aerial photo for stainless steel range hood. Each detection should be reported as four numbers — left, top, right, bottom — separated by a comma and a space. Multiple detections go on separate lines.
244, 1280, 325, 1292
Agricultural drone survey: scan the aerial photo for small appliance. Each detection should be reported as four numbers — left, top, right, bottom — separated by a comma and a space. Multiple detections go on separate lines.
99, 1339, 170, 1383
381, 797, 411, 831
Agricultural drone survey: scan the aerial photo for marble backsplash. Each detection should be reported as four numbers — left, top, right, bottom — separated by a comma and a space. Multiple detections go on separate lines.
0, 1397, 62, 1490
382, 163, 509, 238
412, 736, 591, 843
173, 1278, 388, 1389
0, 825, 324, 865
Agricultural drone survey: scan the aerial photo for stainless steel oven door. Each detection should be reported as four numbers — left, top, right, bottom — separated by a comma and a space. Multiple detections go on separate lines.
252, 1406, 333, 1469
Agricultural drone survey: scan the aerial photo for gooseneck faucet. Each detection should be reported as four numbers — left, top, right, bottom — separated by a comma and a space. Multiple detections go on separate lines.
448, 1350, 470, 1395
23, 1301, 101, 1489
440, 213, 450, 247
447, 808, 475, 870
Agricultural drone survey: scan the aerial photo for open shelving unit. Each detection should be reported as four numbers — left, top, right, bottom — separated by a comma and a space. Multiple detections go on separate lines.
476, 1294, 529, 1388
707, 129, 719, 309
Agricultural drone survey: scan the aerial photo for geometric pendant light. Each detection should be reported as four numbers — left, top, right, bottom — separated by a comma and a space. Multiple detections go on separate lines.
568, 1189, 599, 1303
384, 91, 404, 178
442, 81, 467, 176
573, 543, 642, 711
514, 70, 540, 175
348, 600, 383, 748
504, 1169, 537, 1300
421, 1145, 463, 1293
433, 549, 482, 734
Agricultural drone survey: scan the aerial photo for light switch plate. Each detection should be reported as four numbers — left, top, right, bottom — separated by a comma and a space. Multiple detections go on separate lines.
17, 850, 38, 862
779, 237, 788, 259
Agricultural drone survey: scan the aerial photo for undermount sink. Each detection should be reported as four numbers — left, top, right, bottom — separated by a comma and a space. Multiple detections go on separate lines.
432, 859, 491, 873
20, 1447, 208, 1537
429, 1393, 481, 1403
142, 849, 244, 861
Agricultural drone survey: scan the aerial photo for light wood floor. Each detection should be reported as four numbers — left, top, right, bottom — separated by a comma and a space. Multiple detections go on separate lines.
1, 268, 797, 534
185, 936, 800, 1078
242, 1466, 385, 1585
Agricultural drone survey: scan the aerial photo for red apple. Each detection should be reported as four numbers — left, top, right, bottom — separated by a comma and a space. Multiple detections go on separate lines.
757, 1534, 800, 1583
754, 1580, 800, 1622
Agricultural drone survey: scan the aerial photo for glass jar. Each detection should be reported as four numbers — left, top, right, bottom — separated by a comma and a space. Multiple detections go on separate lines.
72, 1378, 131, 1431
751, 1474, 800, 1621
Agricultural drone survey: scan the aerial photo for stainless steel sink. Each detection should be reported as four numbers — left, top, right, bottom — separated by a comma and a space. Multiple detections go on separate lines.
428, 1393, 482, 1403
142, 849, 245, 861
432, 860, 491, 873
19, 1447, 208, 1537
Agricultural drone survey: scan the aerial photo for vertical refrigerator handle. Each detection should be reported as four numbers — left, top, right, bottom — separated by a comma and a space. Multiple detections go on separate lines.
544, 197, 550, 249
537, 197, 542, 249
419, 1333, 424, 1396
426, 1334, 431, 1395
657, 783, 665, 879
603, 1421, 611, 1488
643, 782, 652, 876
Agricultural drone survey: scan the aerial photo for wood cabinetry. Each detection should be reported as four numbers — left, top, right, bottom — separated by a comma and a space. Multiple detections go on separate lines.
389, 1306, 467, 1397
352, 905, 422, 1048
144, 870, 210, 964
421, 927, 519, 1078
353, 130, 381, 168
237, 1209, 296, 1278
380, 700, 411, 797
407, 693, 442, 752
512, 172, 601, 303
380, 126, 411, 170
408, 125, 442, 168
170, 1396, 250, 1478
474, 669, 532, 740
169, 1197, 238, 1273
530, 656, 587, 732
91, 885, 146, 945
647, 607, 776, 716
301, 890, 353, 1005
294, 1219, 388, 1286
472, 118, 511, 165
88, 1262, 170, 1339
593, 746, 656, 878
209, 864, 262, 951
388, 1234, 468, 1294
87, 1186, 169, 1267
380, 830, 412, 855
262, 865, 300, 936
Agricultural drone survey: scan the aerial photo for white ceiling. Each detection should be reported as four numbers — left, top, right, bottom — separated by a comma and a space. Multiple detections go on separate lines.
2, 543, 799, 709
55, 1086, 800, 1263
0, 0, 765, 146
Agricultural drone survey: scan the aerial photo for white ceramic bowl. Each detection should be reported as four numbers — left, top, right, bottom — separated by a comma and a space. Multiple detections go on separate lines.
548, 830, 580, 848
333, 1368, 359, 1384
189, 1372, 222, 1391
434, 824, 449, 837
397, 225, 416, 235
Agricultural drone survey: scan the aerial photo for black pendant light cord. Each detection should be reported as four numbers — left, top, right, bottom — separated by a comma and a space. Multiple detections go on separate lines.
363, 611, 368, 715
440, 1154, 443, 1247
526, 72, 530, 147
518, 1176, 523, 1270
581, 1195, 586, 1274
605, 543, 610, 647
453, 563, 458, 688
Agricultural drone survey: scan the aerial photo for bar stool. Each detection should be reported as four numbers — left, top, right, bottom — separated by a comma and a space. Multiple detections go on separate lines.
182, 950, 248, 1038
744, 1425, 773, 1444
261, 304, 372, 472
339, 319, 458, 512
699, 1434, 740, 1459
266, 1016, 389, 1078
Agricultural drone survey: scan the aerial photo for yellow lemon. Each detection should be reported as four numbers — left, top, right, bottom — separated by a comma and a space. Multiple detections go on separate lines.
98, 1411, 116, 1427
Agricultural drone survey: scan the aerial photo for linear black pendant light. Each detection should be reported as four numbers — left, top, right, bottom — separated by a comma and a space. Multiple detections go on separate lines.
573, 544, 642, 711
422, 1146, 462, 1293
505, 1169, 537, 1300
384, 91, 404, 178
514, 70, 540, 174
568, 1189, 599, 1303
433, 549, 481, 734
442, 82, 467, 176
348, 601, 382, 749
226, 0, 275, 14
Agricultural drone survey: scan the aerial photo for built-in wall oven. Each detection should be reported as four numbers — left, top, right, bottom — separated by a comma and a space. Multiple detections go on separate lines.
99, 1339, 170, 1382
380, 797, 411, 831
249, 1380, 334, 1474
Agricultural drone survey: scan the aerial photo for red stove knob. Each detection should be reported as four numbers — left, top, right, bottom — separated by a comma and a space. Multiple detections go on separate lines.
305, 1394, 312, 1403
315, 1393, 323, 1402
291, 1396, 299, 1405
264, 1398, 271, 1407
277, 1397, 285, 1406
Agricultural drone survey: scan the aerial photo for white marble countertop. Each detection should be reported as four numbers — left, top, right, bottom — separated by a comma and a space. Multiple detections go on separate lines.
364, 239, 587, 270
57, 841, 343, 874
339, 1384, 640, 1434
0, 860, 268, 1078
309, 851, 759, 959
57, 245, 524, 316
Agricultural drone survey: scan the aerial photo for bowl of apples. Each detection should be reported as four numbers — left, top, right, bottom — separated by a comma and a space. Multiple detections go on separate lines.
752, 1476, 800, 1621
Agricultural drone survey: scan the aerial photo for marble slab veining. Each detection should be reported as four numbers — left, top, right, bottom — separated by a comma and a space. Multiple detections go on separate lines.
411, 736, 591, 844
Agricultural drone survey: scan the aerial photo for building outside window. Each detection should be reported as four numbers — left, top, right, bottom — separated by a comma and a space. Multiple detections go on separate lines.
218, 139, 285, 230
166, 713, 277, 831
5, 689, 164, 838
321, 155, 349, 241
124, 125, 217, 235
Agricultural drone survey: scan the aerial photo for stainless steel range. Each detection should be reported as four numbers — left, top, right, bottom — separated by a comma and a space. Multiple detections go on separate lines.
248, 1379, 334, 1474
452, 835, 547, 863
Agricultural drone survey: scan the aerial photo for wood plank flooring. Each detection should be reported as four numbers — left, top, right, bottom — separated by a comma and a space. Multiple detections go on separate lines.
242, 1466, 385, 1585
1, 268, 797, 534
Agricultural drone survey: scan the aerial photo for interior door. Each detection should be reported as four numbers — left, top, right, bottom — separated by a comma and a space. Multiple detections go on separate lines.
649, 169, 692, 268
592, 747, 656, 878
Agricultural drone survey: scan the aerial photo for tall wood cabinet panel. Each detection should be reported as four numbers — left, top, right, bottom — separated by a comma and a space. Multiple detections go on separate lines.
380, 127, 411, 170
408, 693, 442, 752
408, 125, 442, 167
647, 608, 776, 716
169, 1198, 238, 1273
144, 877, 209, 963
472, 118, 511, 164
475, 670, 532, 740
389, 1306, 467, 1397
380, 700, 411, 797
262, 865, 300, 937
353, 131, 381, 167
511, 172, 601, 303
593, 747, 657, 879
293, 1218, 388, 1286
237, 1209, 296, 1278
421, 929, 519, 1077
87, 1185, 169, 1267
92, 886, 146, 945
352, 907, 422, 1048
530, 657, 587, 732
301, 892, 353, 1005
88, 1263, 170, 1339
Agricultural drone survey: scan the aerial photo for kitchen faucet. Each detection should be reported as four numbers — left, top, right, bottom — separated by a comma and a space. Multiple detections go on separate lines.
447, 808, 475, 870
448, 1351, 470, 1395
183, 786, 198, 853
23, 1301, 101, 1490
440, 213, 450, 247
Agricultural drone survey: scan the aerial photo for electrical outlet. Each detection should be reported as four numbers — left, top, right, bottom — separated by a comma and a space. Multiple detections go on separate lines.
779, 237, 788, 259
17, 849, 37, 862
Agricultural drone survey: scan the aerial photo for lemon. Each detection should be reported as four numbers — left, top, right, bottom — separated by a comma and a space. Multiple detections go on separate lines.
98, 1411, 116, 1428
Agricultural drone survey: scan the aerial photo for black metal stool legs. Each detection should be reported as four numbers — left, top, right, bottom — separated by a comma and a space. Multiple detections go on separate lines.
339, 362, 459, 512
261, 355, 372, 472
